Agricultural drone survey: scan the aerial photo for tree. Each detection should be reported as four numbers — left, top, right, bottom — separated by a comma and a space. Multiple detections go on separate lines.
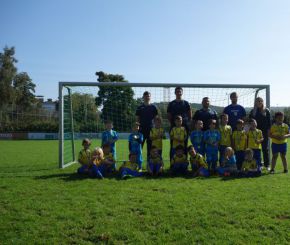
13, 72, 36, 111
95, 71, 137, 131
0, 46, 17, 109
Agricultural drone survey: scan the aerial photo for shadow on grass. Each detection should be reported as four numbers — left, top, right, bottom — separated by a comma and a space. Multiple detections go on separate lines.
33, 170, 221, 182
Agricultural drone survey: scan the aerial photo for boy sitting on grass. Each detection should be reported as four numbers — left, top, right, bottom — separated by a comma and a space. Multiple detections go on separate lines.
119, 153, 142, 179
239, 148, 261, 177
77, 138, 92, 175
217, 147, 237, 176
147, 146, 164, 177
170, 144, 189, 175
188, 145, 209, 177
102, 143, 116, 173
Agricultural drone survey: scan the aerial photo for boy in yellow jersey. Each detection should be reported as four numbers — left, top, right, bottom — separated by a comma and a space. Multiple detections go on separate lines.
247, 118, 264, 169
77, 138, 92, 174
147, 146, 164, 177
170, 115, 187, 160
240, 148, 261, 177
232, 119, 247, 170
170, 145, 189, 175
150, 116, 165, 156
119, 153, 142, 179
219, 114, 232, 164
269, 112, 290, 174
188, 145, 209, 177
102, 143, 116, 173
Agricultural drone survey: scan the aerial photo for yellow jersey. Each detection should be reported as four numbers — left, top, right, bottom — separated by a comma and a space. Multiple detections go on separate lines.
241, 159, 257, 171
104, 152, 115, 163
78, 149, 91, 165
121, 161, 138, 170
247, 129, 263, 149
270, 123, 289, 144
150, 128, 165, 150
219, 125, 232, 146
92, 158, 104, 167
170, 127, 187, 148
232, 130, 247, 151
149, 155, 163, 165
171, 154, 188, 166
189, 153, 207, 169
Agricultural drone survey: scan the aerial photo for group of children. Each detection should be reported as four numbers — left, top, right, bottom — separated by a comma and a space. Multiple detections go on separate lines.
77, 111, 289, 179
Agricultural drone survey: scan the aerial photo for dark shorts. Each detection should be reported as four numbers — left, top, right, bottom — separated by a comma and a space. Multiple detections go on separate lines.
272, 143, 287, 154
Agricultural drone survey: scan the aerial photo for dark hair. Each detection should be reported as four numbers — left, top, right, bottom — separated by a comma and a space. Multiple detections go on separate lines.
102, 143, 111, 149
236, 119, 244, 125
187, 145, 194, 151
230, 92, 237, 98
82, 138, 91, 145
175, 87, 183, 93
248, 118, 256, 124
143, 91, 151, 97
175, 115, 182, 120
220, 113, 228, 119
275, 111, 284, 118
133, 122, 140, 127
175, 145, 184, 152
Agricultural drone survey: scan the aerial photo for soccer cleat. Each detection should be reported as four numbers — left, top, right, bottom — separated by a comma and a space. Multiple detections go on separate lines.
269, 169, 275, 174
284, 169, 288, 173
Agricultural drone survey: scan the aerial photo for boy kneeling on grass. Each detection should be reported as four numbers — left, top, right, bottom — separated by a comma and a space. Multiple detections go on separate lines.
77, 138, 92, 175
170, 144, 189, 175
239, 148, 261, 177
188, 145, 209, 177
217, 147, 237, 177
119, 153, 142, 179
147, 146, 164, 177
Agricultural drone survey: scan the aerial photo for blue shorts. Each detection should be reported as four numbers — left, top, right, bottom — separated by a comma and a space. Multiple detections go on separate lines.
148, 163, 162, 174
120, 168, 142, 179
272, 143, 287, 154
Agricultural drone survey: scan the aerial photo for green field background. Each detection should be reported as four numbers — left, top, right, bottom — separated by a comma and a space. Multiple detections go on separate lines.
0, 140, 290, 244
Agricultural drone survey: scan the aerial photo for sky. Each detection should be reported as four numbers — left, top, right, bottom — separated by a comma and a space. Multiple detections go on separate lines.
1, 0, 290, 106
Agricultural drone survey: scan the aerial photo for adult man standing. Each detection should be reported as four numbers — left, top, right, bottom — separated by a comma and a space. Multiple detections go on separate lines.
135, 91, 158, 160
192, 97, 218, 131
223, 92, 246, 130
167, 87, 192, 131
167, 87, 192, 158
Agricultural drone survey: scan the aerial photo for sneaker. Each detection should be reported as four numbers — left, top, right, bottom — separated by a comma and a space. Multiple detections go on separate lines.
270, 169, 275, 174
284, 169, 288, 173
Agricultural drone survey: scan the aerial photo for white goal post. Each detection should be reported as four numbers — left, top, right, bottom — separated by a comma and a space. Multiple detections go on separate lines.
58, 82, 270, 169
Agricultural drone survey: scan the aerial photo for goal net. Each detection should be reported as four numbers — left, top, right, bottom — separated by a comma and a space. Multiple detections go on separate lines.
59, 82, 270, 168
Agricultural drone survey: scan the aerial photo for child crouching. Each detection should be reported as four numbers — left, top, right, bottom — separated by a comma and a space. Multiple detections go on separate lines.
119, 153, 142, 179
170, 145, 189, 175
188, 145, 210, 177
147, 146, 164, 177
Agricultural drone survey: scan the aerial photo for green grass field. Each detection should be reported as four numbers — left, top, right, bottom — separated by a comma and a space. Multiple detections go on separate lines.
1, 140, 290, 244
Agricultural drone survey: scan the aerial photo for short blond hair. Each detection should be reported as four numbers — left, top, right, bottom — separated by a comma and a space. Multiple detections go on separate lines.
92, 147, 104, 159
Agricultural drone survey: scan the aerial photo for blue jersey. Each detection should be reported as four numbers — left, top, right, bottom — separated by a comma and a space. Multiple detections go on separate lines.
102, 130, 118, 156
223, 104, 246, 129
204, 129, 221, 151
128, 132, 143, 154
190, 130, 204, 154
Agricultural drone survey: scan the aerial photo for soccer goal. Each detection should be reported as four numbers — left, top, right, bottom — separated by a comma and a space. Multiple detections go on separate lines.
58, 82, 270, 168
